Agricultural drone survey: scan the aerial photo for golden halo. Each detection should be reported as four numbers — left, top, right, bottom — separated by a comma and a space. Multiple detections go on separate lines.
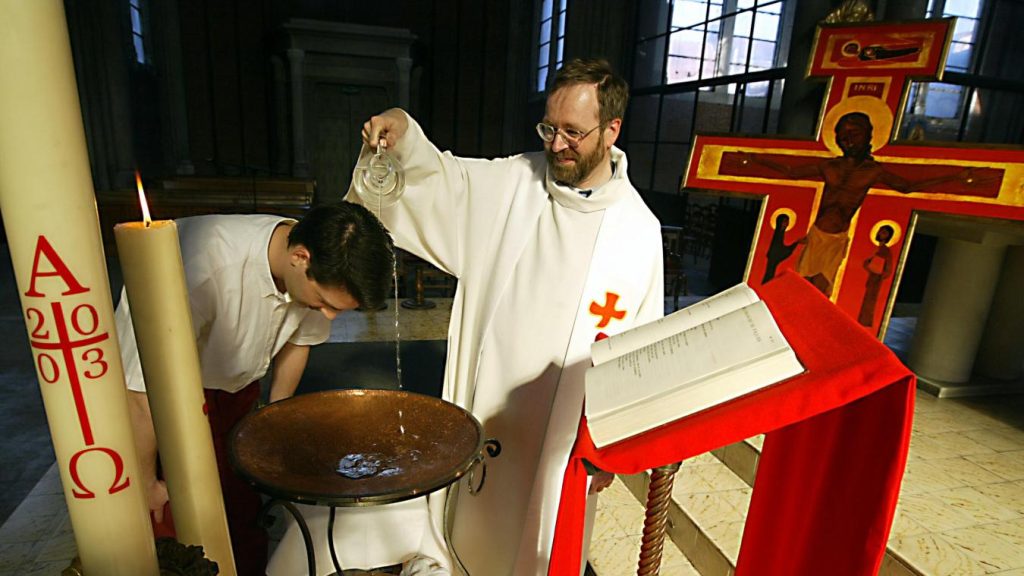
821, 96, 894, 156
869, 219, 901, 246
769, 207, 797, 231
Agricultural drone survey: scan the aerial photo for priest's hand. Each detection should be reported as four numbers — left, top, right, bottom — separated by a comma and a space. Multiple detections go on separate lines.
363, 108, 409, 150
589, 470, 615, 494
147, 478, 170, 523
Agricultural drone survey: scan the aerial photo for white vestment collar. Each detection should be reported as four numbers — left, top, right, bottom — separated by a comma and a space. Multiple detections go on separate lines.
545, 146, 630, 212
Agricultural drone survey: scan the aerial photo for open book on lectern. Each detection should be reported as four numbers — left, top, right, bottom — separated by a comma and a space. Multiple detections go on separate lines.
585, 283, 805, 448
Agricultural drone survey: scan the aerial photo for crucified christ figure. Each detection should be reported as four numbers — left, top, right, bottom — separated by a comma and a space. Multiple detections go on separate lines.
743, 112, 979, 295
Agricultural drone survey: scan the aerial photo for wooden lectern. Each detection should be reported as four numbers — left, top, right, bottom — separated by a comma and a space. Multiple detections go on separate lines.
550, 271, 916, 576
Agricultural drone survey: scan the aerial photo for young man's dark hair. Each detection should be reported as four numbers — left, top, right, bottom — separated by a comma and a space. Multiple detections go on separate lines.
550, 58, 630, 126
288, 202, 395, 309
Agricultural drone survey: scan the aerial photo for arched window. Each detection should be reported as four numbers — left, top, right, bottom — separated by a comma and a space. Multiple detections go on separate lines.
535, 0, 568, 92
626, 0, 795, 194
128, 0, 149, 65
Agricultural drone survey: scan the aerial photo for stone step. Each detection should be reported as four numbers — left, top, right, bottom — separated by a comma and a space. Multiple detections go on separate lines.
619, 450, 749, 576
599, 437, 924, 576
589, 475, 700, 575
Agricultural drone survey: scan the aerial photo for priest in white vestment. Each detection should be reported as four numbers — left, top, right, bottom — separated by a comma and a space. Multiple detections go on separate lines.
268, 58, 664, 576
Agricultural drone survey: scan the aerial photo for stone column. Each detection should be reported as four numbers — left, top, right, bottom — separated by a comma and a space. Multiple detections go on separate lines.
974, 245, 1024, 382
287, 48, 309, 177
906, 237, 1006, 396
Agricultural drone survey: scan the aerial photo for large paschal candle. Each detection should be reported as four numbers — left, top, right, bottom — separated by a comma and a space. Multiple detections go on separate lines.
0, 1, 159, 573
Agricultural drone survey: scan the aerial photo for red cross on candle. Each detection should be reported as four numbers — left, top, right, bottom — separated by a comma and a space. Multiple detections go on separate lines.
590, 292, 626, 328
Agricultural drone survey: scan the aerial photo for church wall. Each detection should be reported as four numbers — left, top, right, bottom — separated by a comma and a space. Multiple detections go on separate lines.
177, 0, 273, 177
61, 0, 658, 191
162, 0, 533, 180
977, 0, 1024, 83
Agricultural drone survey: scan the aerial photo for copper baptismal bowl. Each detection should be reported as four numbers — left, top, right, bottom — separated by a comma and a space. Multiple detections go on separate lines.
229, 389, 485, 506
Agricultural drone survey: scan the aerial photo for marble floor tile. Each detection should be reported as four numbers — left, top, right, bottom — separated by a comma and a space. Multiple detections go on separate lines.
913, 410, 994, 435
703, 520, 744, 563
22, 559, 72, 576
894, 492, 982, 533
973, 482, 1024, 516
942, 524, 1024, 573
676, 491, 748, 526
592, 508, 629, 542
716, 487, 752, 514
960, 427, 1024, 453
900, 459, 982, 496
966, 451, 1024, 482
889, 507, 932, 539
935, 456, 1008, 488
599, 478, 641, 508
987, 518, 1024, 549
605, 502, 647, 538
692, 462, 749, 492
588, 536, 640, 574
32, 524, 76, 565
938, 486, 1021, 525
889, 532, 991, 576
910, 431, 996, 460
673, 465, 715, 495
0, 540, 43, 574
660, 542, 702, 575
0, 505, 64, 544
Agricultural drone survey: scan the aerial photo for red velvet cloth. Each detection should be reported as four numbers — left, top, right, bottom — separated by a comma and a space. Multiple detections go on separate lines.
549, 271, 915, 576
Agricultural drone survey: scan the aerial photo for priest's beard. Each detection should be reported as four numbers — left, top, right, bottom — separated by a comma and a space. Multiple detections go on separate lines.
546, 134, 607, 187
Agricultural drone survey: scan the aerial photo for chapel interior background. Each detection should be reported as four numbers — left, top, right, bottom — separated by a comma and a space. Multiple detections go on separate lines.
35, 0, 1024, 301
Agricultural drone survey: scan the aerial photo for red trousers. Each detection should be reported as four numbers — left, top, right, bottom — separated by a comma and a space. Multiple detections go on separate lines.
153, 381, 267, 576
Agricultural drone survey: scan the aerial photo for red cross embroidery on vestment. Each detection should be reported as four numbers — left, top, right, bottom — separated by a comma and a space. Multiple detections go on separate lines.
590, 292, 626, 328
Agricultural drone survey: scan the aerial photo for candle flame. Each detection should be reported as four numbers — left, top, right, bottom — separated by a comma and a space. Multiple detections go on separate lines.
134, 170, 152, 227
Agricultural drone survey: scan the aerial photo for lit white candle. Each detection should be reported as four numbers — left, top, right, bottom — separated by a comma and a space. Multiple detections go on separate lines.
114, 176, 237, 575
0, 1, 159, 573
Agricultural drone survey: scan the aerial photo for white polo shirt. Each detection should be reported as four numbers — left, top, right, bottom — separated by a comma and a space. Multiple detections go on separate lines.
116, 214, 331, 394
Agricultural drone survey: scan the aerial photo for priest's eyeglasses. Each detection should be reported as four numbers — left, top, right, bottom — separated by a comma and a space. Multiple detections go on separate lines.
535, 122, 602, 149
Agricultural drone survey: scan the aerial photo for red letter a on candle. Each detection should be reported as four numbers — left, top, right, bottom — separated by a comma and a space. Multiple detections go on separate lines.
24, 236, 88, 297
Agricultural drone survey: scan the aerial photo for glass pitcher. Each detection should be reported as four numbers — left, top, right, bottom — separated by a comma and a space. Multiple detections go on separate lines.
352, 141, 405, 208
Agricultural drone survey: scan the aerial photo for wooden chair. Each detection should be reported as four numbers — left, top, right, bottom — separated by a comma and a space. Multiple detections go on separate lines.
661, 226, 687, 310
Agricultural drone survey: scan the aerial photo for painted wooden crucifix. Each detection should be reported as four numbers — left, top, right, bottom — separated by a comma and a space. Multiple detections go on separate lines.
684, 18, 1024, 338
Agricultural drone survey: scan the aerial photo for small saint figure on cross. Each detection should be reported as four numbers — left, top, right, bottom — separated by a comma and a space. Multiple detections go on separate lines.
858, 223, 895, 328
